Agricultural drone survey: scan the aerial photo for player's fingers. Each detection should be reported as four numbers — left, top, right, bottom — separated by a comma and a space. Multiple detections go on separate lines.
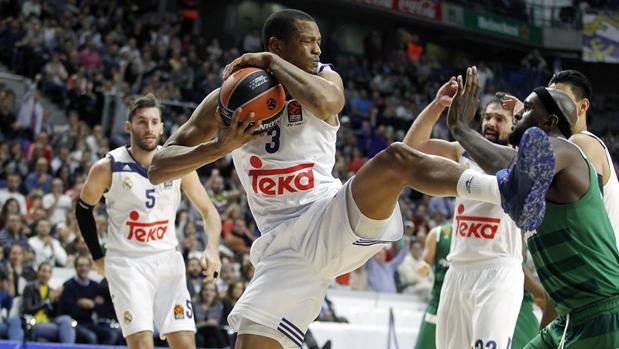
472, 66, 481, 100
239, 112, 255, 134
456, 75, 464, 98
248, 119, 263, 136
230, 107, 243, 132
464, 67, 473, 97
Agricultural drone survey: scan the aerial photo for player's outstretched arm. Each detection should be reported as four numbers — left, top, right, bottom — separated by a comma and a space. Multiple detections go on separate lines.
149, 90, 262, 185
416, 226, 439, 277
448, 67, 516, 174
403, 77, 463, 161
76, 158, 112, 276
223, 52, 345, 122
181, 171, 222, 282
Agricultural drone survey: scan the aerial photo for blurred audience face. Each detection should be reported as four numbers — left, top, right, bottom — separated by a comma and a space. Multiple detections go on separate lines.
200, 280, 218, 304
481, 102, 512, 144
35, 157, 49, 175
187, 258, 202, 278
5, 213, 22, 233
35, 219, 51, 238
51, 178, 64, 194
6, 174, 21, 191
9, 245, 24, 266
37, 263, 53, 285
75, 256, 92, 280
410, 241, 423, 260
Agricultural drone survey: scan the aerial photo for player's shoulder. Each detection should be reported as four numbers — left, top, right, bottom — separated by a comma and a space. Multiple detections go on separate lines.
88, 157, 112, 179
569, 132, 606, 153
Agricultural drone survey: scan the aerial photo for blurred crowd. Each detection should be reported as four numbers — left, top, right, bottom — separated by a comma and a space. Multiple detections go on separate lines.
0, 0, 617, 347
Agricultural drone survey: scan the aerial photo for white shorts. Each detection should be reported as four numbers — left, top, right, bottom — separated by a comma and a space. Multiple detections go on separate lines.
105, 249, 196, 338
436, 260, 523, 349
228, 179, 403, 347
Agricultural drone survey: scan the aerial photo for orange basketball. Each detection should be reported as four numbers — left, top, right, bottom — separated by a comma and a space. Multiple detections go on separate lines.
218, 67, 286, 132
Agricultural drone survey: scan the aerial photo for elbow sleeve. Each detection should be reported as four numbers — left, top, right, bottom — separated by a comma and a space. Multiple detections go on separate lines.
75, 199, 105, 260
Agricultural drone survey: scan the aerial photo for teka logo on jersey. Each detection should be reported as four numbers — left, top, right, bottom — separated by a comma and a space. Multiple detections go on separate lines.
454, 204, 501, 239
248, 156, 314, 195
126, 211, 169, 243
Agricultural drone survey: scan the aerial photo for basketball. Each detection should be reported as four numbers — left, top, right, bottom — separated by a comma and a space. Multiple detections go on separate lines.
218, 67, 286, 132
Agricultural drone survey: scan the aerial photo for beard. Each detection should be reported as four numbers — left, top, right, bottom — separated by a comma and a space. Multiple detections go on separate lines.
133, 134, 161, 151
482, 127, 509, 146
508, 126, 525, 147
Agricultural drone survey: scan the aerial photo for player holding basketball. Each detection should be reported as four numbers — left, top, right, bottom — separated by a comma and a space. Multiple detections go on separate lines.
149, 9, 552, 349
76, 94, 222, 349
450, 67, 619, 349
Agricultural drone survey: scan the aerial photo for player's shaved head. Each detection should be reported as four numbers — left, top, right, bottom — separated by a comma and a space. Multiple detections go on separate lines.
548, 89, 577, 129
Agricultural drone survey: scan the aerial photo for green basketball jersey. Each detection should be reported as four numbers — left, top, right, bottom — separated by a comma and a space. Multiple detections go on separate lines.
429, 224, 452, 308
527, 158, 619, 315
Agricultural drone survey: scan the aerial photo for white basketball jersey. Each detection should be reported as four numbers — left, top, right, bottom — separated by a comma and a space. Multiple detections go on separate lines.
231, 93, 342, 233
448, 154, 522, 264
103, 146, 181, 256
582, 131, 619, 248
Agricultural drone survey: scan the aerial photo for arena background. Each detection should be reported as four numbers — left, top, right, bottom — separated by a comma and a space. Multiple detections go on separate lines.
0, 0, 617, 348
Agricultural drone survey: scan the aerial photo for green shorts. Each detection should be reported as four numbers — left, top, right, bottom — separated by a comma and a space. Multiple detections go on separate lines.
524, 295, 619, 349
512, 300, 539, 349
415, 300, 438, 349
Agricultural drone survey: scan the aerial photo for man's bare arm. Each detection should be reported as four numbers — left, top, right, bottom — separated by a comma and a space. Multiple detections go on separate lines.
149, 90, 262, 185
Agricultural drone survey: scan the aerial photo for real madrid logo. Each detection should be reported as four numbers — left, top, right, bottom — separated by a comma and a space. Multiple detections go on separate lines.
122, 176, 133, 190
123, 310, 132, 324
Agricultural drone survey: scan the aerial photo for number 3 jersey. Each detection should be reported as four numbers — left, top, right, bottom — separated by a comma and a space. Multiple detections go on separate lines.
103, 146, 182, 256
231, 72, 342, 233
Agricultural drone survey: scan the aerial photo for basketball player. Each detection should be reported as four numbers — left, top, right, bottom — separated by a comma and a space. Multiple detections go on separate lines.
405, 79, 548, 348
414, 224, 452, 349
76, 94, 222, 349
148, 10, 551, 349
450, 67, 619, 348
548, 70, 619, 249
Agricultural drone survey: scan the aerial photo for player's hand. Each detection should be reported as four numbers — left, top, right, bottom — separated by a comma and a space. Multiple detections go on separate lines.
447, 66, 481, 130
200, 247, 222, 283
223, 52, 274, 80
416, 261, 430, 277
93, 257, 105, 278
500, 93, 524, 116
216, 107, 264, 153
434, 77, 458, 108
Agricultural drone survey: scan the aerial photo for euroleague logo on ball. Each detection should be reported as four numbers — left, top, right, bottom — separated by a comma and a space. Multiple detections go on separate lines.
266, 98, 277, 110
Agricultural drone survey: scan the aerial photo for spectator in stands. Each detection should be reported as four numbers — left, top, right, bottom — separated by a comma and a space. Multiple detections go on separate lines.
216, 262, 237, 297
221, 280, 245, 327
2, 244, 35, 296
0, 174, 27, 215
0, 198, 19, 229
0, 88, 17, 139
96, 278, 124, 345
223, 218, 255, 257
193, 280, 227, 349
0, 268, 23, 341
24, 157, 53, 194
42, 178, 72, 226
186, 257, 203, 298
397, 239, 433, 297
22, 262, 75, 343
367, 241, 408, 293
43, 53, 68, 104
0, 214, 30, 256
59, 255, 117, 344
28, 219, 67, 267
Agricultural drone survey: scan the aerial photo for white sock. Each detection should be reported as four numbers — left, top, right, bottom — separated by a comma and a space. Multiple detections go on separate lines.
456, 169, 501, 205
346, 182, 391, 240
